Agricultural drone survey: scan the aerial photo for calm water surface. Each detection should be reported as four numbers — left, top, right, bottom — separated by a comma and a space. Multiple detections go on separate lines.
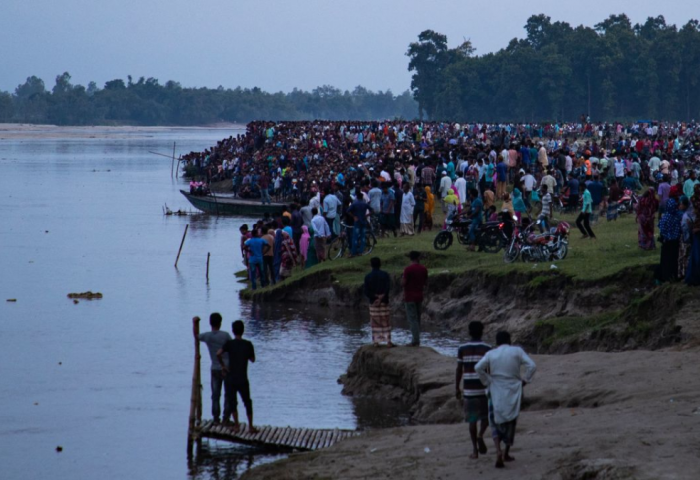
0, 127, 462, 480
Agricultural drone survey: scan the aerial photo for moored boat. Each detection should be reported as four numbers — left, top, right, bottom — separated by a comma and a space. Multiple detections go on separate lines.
180, 190, 286, 216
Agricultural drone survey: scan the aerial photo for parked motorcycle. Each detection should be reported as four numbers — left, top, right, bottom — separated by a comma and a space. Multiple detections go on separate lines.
433, 212, 512, 253
618, 189, 639, 214
503, 220, 570, 263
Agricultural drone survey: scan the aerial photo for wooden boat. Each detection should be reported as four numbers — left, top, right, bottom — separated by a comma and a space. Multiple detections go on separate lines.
180, 190, 286, 216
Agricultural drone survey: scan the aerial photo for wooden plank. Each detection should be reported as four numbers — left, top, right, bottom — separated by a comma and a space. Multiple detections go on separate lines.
271, 427, 287, 445
281, 427, 295, 447
308, 430, 321, 450
293, 428, 306, 449
324, 430, 334, 448
263, 427, 278, 444
314, 430, 325, 450
289, 428, 303, 448
318, 430, 329, 449
277, 427, 291, 447
255, 426, 270, 443
298, 428, 310, 449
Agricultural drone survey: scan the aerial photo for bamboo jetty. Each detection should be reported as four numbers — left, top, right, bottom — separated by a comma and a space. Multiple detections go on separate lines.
187, 321, 361, 458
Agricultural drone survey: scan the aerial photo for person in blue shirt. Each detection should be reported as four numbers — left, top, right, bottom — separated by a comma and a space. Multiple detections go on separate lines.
567, 173, 580, 212
496, 157, 508, 200
347, 187, 371, 257
467, 188, 483, 251
245, 229, 271, 290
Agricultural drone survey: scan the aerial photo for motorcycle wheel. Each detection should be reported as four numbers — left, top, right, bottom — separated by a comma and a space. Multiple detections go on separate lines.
553, 242, 568, 260
433, 231, 453, 251
479, 230, 503, 254
503, 242, 519, 263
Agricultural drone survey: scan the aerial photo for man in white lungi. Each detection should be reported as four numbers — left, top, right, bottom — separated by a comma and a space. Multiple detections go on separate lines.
475, 331, 536, 469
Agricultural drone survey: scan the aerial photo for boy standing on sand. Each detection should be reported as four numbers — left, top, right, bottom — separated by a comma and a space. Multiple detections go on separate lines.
217, 320, 258, 433
193, 314, 231, 424
456, 321, 491, 459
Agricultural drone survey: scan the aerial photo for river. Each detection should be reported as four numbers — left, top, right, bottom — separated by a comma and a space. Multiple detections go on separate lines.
0, 126, 462, 479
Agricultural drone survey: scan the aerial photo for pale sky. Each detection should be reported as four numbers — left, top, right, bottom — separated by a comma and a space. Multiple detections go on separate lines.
1, 0, 698, 94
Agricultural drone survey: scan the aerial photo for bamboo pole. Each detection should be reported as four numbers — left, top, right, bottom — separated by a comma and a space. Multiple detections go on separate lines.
174, 224, 189, 268
171, 142, 176, 178
175, 155, 182, 178
206, 252, 210, 282
187, 318, 201, 458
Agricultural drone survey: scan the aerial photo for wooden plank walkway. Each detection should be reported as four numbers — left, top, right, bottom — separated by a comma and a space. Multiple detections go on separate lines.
196, 420, 362, 451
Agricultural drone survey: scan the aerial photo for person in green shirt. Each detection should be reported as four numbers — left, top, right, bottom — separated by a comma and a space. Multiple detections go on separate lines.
576, 184, 596, 239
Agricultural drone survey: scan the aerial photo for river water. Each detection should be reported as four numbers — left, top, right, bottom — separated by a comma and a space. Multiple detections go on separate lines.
0, 126, 461, 480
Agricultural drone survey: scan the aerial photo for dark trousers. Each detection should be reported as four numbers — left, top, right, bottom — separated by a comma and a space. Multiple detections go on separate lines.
413, 210, 424, 233
210, 369, 229, 421
576, 212, 595, 238
263, 256, 276, 285
568, 194, 579, 212
225, 379, 253, 417
405, 301, 422, 346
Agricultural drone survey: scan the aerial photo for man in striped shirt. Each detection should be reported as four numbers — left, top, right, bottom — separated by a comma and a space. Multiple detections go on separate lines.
456, 321, 491, 459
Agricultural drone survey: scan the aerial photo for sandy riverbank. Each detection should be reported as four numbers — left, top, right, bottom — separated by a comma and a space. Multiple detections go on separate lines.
243, 345, 700, 480
0, 123, 246, 140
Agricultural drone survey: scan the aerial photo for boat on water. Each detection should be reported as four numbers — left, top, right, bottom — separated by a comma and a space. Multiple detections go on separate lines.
180, 190, 286, 216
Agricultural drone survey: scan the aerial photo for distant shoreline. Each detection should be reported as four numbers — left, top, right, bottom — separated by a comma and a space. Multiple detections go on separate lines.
0, 122, 246, 140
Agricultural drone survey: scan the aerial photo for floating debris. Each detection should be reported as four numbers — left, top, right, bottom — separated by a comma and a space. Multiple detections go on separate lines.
73, 299, 79, 304
6, 299, 17, 302
67, 292, 103, 300
55, 446, 63, 453
163, 203, 195, 216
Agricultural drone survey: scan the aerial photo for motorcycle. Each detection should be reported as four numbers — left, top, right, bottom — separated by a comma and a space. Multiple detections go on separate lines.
504, 220, 570, 263
433, 212, 512, 253
618, 189, 639, 214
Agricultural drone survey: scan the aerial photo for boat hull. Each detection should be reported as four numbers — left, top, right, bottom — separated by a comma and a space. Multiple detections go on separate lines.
180, 190, 286, 216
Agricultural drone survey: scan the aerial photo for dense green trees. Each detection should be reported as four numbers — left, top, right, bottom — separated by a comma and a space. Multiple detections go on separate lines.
407, 14, 700, 122
1, 74, 417, 125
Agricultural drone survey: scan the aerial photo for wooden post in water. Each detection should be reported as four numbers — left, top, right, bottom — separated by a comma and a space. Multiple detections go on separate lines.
206, 253, 210, 282
187, 318, 202, 458
175, 154, 181, 178
175, 224, 189, 268
170, 142, 176, 178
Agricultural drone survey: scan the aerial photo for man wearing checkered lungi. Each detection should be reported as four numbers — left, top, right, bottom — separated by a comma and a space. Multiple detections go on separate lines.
363, 257, 393, 347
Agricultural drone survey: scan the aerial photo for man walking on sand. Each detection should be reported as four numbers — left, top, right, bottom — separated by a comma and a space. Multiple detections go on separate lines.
402, 251, 428, 346
217, 320, 258, 433
456, 321, 491, 459
193, 313, 231, 424
475, 331, 536, 469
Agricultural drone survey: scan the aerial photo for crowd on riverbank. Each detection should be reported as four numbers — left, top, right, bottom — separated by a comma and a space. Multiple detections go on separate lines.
196, 120, 700, 288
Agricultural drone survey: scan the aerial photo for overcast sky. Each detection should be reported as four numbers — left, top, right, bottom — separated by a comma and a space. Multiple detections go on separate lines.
2, 0, 698, 94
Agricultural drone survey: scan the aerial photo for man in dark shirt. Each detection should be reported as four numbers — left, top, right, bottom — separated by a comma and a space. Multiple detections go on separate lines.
363, 257, 393, 346
347, 187, 371, 257
567, 173, 580, 212
291, 204, 304, 251
402, 251, 428, 346
217, 320, 257, 433
456, 321, 491, 459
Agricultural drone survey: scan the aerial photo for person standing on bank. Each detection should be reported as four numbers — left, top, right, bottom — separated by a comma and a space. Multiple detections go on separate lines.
217, 320, 258, 433
576, 183, 596, 239
475, 331, 536, 469
456, 321, 491, 459
363, 257, 393, 346
193, 314, 231, 424
402, 251, 428, 346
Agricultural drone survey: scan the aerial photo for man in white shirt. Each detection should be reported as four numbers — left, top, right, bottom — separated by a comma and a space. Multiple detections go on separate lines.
454, 171, 467, 206
475, 331, 536, 469
439, 171, 453, 212
311, 208, 331, 262
322, 188, 342, 237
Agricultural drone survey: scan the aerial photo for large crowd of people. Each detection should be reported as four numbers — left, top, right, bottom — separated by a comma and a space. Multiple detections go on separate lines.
188, 119, 700, 287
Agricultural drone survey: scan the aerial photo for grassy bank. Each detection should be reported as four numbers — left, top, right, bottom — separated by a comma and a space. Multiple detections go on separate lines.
242, 211, 658, 297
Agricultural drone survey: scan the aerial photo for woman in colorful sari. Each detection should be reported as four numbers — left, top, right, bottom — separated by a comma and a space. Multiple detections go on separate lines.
636, 188, 659, 250
678, 196, 693, 280
278, 230, 298, 280
655, 198, 683, 283
686, 185, 700, 286
272, 228, 284, 282
424, 186, 435, 231
299, 225, 311, 269
305, 225, 319, 268
512, 188, 527, 223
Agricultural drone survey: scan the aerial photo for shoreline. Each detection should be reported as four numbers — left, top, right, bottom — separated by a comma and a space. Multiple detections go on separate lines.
0, 122, 246, 140
243, 345, 700, 480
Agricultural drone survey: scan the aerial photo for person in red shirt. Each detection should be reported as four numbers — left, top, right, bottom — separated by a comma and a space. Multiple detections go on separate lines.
402, 251, 428, 346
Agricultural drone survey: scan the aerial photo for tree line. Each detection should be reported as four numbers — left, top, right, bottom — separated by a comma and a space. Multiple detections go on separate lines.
0, 73, 417, 125
407, 14, 700, 122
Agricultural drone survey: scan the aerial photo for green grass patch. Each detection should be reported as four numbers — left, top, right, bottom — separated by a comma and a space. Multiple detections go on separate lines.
243, 210, 658, 296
